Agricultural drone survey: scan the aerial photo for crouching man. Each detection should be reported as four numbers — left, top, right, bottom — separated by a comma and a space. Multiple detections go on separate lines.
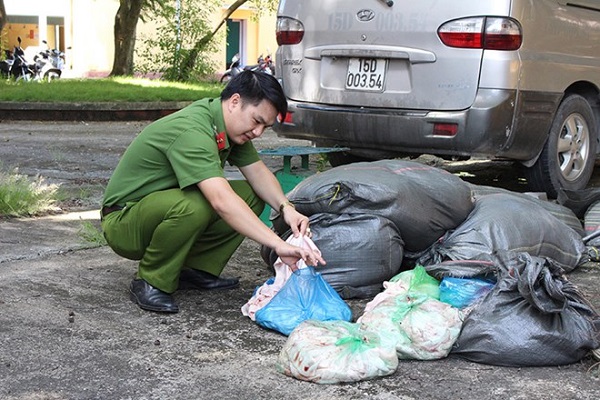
101, 70, 324, 313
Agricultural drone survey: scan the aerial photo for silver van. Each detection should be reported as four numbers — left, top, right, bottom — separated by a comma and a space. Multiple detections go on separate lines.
273, 0, 600, 197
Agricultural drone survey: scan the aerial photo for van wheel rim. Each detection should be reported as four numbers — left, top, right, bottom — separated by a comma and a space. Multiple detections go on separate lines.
557, 113, 590, 182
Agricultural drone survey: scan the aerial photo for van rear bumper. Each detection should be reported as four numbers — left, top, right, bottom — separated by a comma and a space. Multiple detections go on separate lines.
274, 89, 560, 162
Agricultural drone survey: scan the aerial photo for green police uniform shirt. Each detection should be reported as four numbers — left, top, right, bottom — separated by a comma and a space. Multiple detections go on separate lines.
102, 97, 260, 207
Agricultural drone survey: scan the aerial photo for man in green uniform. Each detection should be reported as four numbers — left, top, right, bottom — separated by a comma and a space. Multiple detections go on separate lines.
101, 70, 325, 313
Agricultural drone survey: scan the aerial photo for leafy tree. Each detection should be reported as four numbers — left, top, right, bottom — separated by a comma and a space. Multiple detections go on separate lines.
135, 0, 220, 81
112, 0, 278, 80
175, 0, 277, 81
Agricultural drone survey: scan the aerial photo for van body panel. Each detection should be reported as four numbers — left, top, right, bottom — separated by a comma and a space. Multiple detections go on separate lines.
504, 1, 600, 93
274, 0, 600, 180
278, 89, 560, 161
278, 0, 515, 111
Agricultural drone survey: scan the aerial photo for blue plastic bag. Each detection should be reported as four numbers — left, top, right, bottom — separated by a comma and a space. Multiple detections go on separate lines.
254, 267, 352, 335
439, 276, 495, 309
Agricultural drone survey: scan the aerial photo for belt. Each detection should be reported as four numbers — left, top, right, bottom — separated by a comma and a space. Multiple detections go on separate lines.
101, 204, 124, 218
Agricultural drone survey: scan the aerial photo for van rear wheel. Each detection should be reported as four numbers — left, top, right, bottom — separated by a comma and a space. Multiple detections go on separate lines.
524, 94, 597, 198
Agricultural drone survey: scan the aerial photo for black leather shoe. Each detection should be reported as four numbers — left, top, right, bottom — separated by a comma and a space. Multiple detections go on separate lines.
129, 279, 179, 313
179, 269, 240, 291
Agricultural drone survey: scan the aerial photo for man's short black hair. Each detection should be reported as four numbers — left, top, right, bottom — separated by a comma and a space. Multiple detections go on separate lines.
221, 70, 288, 120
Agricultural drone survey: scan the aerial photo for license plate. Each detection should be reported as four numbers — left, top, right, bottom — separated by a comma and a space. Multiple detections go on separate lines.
345, 58, 386, 91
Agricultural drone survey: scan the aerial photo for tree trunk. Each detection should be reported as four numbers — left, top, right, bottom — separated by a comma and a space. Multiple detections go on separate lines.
0, 0, 7, 32
176, 0, 249, 81
110, 0, 144, 76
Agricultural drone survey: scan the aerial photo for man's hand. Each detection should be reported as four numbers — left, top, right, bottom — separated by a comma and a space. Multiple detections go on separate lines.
281, 204, 311, 238
275, 241, 326, 271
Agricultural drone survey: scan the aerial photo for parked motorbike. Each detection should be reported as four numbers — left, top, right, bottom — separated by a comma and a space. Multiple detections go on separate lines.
0, 49, 14, 78
220, 53, 242, 83
0, 37, 34, 81
32, 40, 67, 81
220, 53, 275, 83
257, 53, 275, 75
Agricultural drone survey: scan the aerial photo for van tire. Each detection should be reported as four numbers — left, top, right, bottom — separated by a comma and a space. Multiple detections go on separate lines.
524, 94, 597, 198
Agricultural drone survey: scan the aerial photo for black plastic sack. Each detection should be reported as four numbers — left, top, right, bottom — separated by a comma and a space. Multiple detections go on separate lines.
423, 259, 497, 280
417, 193, 586, 273
452, 252, 600, 367
469, 184, 584, 237
272, 160, 473, 252
262, 213, 404, 299
558, 187, 600, 219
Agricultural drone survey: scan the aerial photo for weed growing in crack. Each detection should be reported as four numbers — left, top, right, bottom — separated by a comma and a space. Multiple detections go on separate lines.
78, 220, 107, 247
0, 168, 59, 217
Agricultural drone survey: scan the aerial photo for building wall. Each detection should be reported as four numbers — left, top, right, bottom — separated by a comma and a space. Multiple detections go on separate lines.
1, 0, 277, 79
70, 0, 120, 76
225, 7, 277, 68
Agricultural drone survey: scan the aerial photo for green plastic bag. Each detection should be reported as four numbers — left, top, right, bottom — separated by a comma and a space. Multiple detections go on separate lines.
389, 265, 440, 299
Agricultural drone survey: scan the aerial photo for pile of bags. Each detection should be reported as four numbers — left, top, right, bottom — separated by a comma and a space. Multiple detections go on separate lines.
247, 160, 600, 384
262, 160, 474, 298
275, 266, 464, 384
274, 258, 600, 384
262, 160, 589, 296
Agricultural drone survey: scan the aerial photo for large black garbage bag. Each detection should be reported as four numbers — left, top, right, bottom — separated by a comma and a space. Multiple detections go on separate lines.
272, 160, 473, 252
452, 252, 600, 367
262, 213, 404, 299
468, 184, 584, 237
558, 187, 600, 219
423, 259, 497, 280
416, 193, 586, 272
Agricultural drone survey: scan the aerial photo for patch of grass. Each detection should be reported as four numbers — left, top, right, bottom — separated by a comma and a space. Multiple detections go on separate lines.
78, 220, 107, 247
55, 185, 96, 202
0, 77, 223, 102
0, 168, 59, 218
53, 186, 77, 203
315, 153, 330, 172
54, 184, 105, 210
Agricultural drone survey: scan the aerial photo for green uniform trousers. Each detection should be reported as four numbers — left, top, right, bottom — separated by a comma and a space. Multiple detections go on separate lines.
101, 180, 264, 293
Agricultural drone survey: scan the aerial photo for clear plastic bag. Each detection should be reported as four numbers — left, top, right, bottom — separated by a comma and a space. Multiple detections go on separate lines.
277, 320, 398, 384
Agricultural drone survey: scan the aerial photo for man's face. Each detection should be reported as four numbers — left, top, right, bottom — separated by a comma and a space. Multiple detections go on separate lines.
224, 93, 278, 145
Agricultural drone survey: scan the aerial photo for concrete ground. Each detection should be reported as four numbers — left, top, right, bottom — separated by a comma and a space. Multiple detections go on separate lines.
0, 120, 599, 400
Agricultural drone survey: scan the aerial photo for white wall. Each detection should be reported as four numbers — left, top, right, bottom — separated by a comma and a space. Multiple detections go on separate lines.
4, 0, 119, 77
